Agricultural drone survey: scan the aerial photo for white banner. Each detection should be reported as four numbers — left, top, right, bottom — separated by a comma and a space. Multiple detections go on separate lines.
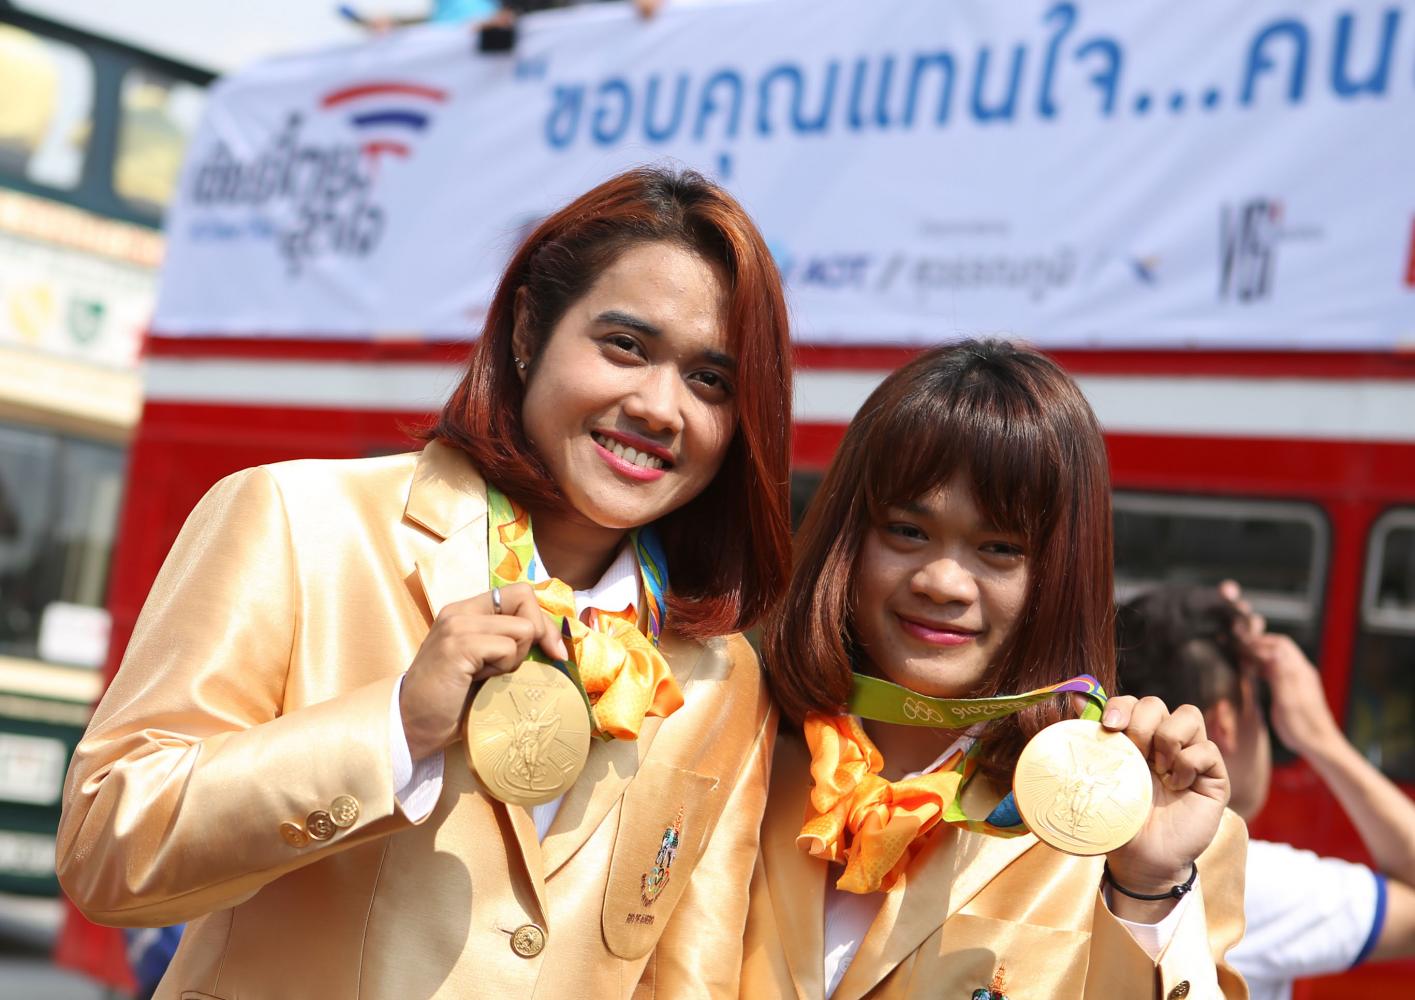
152, 0, 1415, 349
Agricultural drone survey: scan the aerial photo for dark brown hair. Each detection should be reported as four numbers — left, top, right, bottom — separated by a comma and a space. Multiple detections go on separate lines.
763, 339, 1115, 776
1116, 586, 1246, 713
431, 166, 792, 638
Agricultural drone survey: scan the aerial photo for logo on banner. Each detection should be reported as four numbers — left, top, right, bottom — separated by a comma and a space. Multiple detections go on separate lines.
874, 247, 1077, 302
187, 80, 449, 276
1218, 198, 1322, 304
322, 81, 447, 164
771, 241, 873, 291
1219, 198, 1282, 302
1128, 255, 1161, 285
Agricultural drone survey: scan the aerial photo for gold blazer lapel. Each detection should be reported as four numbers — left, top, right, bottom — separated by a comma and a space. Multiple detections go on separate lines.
404, 444, 561, 914
760, 734, 826, 1000
832, 825, 1038, 1000
539, 633, 711, 878
539, 720, 652, 878
406, 441, 491, 619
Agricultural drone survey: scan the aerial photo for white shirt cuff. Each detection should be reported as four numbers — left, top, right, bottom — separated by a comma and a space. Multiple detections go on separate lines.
1108, 874, 1198, 960
389, 676, 443, 821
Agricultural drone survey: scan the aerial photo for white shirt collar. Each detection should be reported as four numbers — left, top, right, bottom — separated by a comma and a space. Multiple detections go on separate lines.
529, 541, 640, 619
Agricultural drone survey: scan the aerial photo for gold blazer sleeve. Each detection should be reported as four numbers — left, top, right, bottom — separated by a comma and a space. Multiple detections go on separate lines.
1084, 808, 1250, 999
739, 844, 797, 998
1197, 808, 1249, 1000
638, 700, 776, 999
56, 468, 408, 927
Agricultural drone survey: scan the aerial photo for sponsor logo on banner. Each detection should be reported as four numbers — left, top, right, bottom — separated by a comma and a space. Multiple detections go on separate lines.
1082, 250, 1162, 288
1219, 198, 1282, 302
869, 218, 1078, 302
1127, 255, 1161, 286
771, 243, 874, 291
186, 80, 450, 276
773, 239, 1076, 303
874, 247, 1077, 302
1218, 198, 1322, 303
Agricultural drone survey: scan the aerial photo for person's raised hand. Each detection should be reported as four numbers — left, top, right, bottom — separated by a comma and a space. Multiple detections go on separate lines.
474, 7, 516, 29
1254, 633, 1339, 756
399, 583, 568, 761
1100, 695, 1229, 909
1219, 579, 1266, 662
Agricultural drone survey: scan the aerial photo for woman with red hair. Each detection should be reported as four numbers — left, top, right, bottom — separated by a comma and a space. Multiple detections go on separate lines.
743, 340, 1248, 999
58, 167, 792, 998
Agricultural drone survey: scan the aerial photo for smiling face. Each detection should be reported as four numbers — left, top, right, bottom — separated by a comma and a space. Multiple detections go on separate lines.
516, 240, 738, 533
851, 475, 1031, 699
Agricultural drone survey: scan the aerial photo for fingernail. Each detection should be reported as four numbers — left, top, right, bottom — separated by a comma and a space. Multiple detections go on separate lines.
1102, 710, 1120, 728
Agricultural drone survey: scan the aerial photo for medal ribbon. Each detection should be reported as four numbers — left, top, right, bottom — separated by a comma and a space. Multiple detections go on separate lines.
799, 674, 1107, 894
486, 485, 682, 741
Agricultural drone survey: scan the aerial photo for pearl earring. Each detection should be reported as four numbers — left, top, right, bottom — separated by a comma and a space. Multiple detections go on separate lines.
513, 356, 527, 371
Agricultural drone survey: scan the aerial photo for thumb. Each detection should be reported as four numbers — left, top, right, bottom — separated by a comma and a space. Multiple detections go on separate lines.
541, 615, 570, 662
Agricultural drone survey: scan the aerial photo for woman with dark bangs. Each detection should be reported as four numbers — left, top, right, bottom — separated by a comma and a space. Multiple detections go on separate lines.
58, 167, 791, 999
742, 340, 1247, 999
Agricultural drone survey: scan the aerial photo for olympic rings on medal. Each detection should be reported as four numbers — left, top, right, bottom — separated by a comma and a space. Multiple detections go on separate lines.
901, 697, 949, 725
491, 587, 503, 615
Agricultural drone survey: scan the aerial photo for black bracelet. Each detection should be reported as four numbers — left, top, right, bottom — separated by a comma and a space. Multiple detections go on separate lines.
1104, 860, 1198, 901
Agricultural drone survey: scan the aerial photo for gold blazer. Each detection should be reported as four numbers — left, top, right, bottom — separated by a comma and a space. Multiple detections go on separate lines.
57, 442, 774, 1000
742, 732, 1249, 1000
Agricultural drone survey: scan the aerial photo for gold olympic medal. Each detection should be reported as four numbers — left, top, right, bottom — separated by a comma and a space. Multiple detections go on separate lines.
1012, 718, 1153, 856
465, 660, 592, 807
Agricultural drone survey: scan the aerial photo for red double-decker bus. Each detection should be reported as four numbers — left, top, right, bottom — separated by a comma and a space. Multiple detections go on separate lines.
104, 333, 1415, 997
64, 2, 1415, 994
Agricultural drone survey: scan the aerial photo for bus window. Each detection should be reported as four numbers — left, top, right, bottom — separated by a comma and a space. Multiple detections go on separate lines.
0, 423, 122, 668
114, 67, 205, 216
1347, 509, 1415, 782
1112, 492, 1327, 655
0, 24, 93, 191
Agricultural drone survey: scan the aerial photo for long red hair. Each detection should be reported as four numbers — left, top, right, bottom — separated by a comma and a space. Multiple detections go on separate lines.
432, 167, 792, 639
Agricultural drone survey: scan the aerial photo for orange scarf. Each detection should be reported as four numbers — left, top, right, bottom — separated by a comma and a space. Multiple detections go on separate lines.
798, 714, 972, 893
531, 578, 682, 740
489, 487, 682, 741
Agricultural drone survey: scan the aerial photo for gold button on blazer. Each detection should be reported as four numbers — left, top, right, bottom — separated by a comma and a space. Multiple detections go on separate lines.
741, 732, 1250, 999
57, 443, 775, 999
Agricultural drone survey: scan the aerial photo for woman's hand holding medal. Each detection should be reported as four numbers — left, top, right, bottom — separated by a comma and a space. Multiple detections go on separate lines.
400, 583, 568, 762
1098, 695, 1230, 918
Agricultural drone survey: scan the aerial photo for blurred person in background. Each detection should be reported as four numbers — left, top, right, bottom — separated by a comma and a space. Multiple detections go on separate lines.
352, 0, 512, 33
1116, 583, 1415, 1000
501, 0, 662, 15
124, 925, 184, 1000
349, 0, 661, 34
